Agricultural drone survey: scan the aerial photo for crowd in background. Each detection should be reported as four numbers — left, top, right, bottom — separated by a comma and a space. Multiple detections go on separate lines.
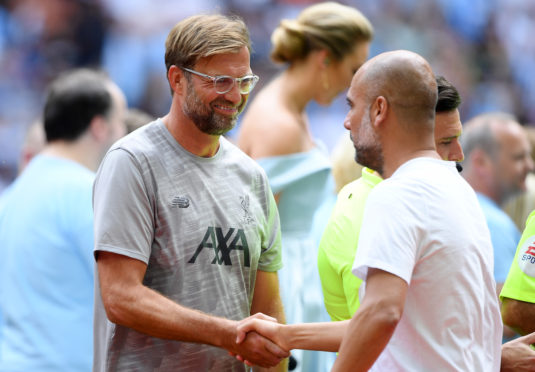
1, 0, 535, 192
1, 2, 535, 371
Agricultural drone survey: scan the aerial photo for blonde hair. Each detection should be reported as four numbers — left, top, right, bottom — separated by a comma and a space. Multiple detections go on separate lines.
331, 133, 363, 193
270, 2, 373, 64
165, 14, 251, 73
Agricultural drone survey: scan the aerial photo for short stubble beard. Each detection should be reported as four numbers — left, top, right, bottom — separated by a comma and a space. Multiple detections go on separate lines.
182, 77, 241, 135
353, 108, 384, 175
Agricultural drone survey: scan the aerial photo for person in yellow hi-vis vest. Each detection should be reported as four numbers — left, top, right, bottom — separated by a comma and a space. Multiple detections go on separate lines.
501, 210, 535, 335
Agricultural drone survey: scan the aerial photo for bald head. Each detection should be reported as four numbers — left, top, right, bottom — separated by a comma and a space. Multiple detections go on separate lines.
344, 50, 440, 178
353, 50, 437, 131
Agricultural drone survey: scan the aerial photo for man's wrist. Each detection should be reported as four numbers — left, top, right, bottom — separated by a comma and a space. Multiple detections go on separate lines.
212, 317, 238, 350
279, 324, 292, 350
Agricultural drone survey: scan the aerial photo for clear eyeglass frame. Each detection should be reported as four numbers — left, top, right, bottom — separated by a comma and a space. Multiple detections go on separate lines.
181, 67, 259, 95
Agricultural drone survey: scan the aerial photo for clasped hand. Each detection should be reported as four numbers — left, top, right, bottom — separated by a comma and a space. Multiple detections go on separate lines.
228, 313, 290, 367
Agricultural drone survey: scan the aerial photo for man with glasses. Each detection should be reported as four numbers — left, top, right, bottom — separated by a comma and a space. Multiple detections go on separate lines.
180, 67, 259, 96
92, 14, 288, 371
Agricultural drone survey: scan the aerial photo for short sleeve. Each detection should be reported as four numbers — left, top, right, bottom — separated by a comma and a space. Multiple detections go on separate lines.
500, 211, 535, 304
257, 175, 283, 272
352, 182, 420, 284
93, 148, 154, 263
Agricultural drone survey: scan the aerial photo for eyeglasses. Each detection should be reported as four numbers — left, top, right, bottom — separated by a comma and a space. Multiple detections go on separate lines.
181, 67, 259, 95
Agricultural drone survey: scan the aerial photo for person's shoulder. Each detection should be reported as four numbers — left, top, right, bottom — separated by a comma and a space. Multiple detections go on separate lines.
110, 119, 161, 157
221, 137, 272, 187
0, 184, 14, 212
339, 178, 366, 197
481, 197, 519, 233
238, 103, 307, 158
369, 169, 420, 204
221, 136, 265, 170
477, 193, 508, 219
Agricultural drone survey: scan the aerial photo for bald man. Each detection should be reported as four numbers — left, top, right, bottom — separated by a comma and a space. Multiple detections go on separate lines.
331, 49, 502, 371
233, 51, 535, 372
236, 51, 500, 369
317, 74, 464, 325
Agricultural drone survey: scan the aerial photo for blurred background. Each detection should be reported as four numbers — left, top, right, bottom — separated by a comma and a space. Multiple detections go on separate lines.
1, 0, 534, 193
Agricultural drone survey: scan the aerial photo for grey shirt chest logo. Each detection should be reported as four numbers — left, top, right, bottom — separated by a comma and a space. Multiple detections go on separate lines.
240, 195, 255, 224
172, 196, 190, 208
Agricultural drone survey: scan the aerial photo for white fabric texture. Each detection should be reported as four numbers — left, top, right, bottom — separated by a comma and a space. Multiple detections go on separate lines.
353, 157, 502, 372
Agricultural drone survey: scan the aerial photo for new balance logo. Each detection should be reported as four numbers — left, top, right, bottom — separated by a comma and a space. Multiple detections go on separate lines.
172, 196, 190, 208
188, 226, 250, 267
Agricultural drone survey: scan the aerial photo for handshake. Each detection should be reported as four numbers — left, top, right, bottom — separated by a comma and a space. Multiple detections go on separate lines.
226, 313, 292, 369
225, 310, 535, 372
226, 313, 345, 368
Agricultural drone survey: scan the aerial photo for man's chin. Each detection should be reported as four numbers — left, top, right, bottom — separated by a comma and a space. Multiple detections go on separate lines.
204, 123, 236, 136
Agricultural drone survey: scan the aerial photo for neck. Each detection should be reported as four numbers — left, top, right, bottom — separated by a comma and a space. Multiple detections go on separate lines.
277, 61, 318, 114
382, 147, 439, 179
42, 140, 100, 172
162, 108, 221, 158
462, 170, 503, 205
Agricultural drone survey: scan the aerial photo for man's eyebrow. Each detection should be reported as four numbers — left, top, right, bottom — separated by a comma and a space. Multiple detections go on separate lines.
441, 135, 459, 140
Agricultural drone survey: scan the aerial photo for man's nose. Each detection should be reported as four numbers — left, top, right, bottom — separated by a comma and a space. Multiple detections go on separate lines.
222, 83, 243, 104
449, 140, 464, 162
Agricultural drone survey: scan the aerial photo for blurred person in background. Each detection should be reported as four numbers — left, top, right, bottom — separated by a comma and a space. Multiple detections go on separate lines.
503, 126, 535, 231
460, 112, 534, 341
329, 133, 363, 194
0, 68, 126, 372
237, 2, 373, 370
124, 107, 154, 134
0, 0, 108, 193
16, 119, 46, 174
3, 0, 535, 196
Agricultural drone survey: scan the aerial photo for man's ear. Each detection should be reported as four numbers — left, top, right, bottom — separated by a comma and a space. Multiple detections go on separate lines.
168, 65, 185, 95
89, 116, 108, 143
471, 148, 493, 174
371, 95, 388, 128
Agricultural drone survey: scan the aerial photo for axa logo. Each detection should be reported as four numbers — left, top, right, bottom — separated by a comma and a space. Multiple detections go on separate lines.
172, 196, 190, 208
518, 236, 535, 277
188, 226, 250, 267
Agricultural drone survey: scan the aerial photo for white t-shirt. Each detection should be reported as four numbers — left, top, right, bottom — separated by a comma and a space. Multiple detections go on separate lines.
353, 157, 502, 372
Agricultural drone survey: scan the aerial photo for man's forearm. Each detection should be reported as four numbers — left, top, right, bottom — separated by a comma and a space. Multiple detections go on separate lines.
331, 268, 407, 372
332, 303, 400, 372
107, 283, 287, 367
282, 320, 348, 352
104, 279, 236, 347
501, 297, 535, 335
251, 270, 289, 371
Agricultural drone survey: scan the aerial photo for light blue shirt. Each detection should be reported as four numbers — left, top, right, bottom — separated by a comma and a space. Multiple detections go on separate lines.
0, 155, 95, 372
258, 144, 337, 372
477, 192, 521, 283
